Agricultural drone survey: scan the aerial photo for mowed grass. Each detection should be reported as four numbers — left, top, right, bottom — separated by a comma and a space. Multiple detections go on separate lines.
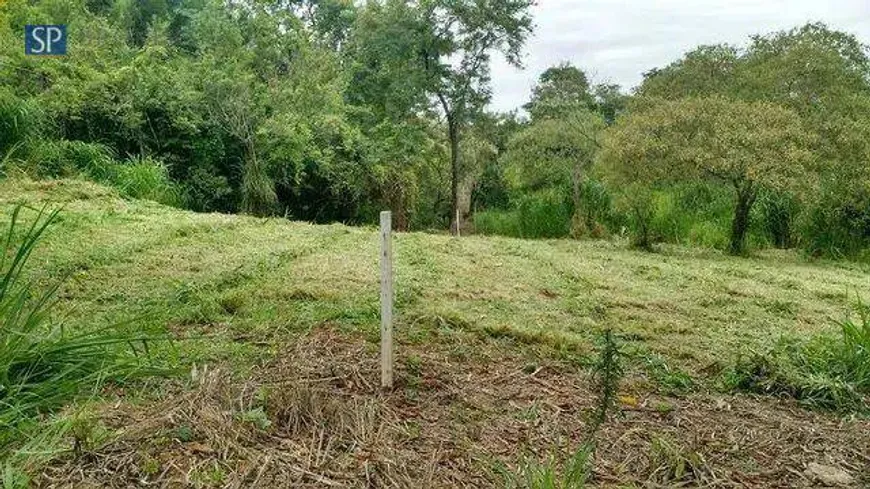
4, 178, 870, 487
2, 177, 868, 376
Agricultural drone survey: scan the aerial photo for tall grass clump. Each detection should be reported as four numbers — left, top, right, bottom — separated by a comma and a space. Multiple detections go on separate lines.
25, 143, 181, 207
473, 190, 571, 239
801, 194, 870, 260
111, 155, 181, 206
241, 156, 277, 217
726, 300, 870, 411
473, 209, 523, 237
28, 140, 117, 179
0, 205, 157, 445
514, 190, 572, 239
0, 89, 37, 174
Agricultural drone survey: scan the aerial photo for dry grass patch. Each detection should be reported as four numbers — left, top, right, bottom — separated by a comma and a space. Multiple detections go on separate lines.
38, 327, 870, 488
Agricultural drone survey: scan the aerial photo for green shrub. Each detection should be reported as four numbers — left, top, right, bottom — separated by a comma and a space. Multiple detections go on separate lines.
473, 189, 571, 239
0, 89, 37, 166
801, 191, 870, 259
474, 209, 523, 237
654, 184, 737, 249
515, 190, 572, 239
28, 140, 117, 179
725, 301, 870, 411
182, 165, 235, 213
241, 157, 277, 217
111, 155, 181, 206
615, 182, 780, 252
756, 190, 800, 249
574, 178, 617, 238
0, 205, 157, 443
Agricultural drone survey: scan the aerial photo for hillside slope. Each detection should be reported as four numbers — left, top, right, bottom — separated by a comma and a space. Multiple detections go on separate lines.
3, 178, 869, 487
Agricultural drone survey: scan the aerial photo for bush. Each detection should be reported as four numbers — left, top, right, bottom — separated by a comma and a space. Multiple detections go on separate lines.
614, 182, 778, 252
0, 89, 37, 165
756, 190, 800, 249
111, 155, 181, 206
473, 209, 522, 237
573, 178, 616, 238
473, 189, 571, 239
28, 140, 117, 179
0, 205, 157, 441
515, 190, 572, 239
725, 301, 870, 411
182, 165, 235, 213
801, 191, 870, 259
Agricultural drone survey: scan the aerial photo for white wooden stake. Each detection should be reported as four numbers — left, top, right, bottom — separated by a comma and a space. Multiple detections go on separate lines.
455, 208, 461, 238
379, 211, 394, 389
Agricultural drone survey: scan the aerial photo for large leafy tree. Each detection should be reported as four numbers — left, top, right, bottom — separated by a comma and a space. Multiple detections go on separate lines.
601, 96, 813, 255
525, 62, 627, 124
418, 0, 534, 235
351, 0, 534, 235
638, 23, 870, 254
524, 63, 594, 120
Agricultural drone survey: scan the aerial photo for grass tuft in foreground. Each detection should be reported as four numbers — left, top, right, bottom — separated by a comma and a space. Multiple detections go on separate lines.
0, 205, 160, 452
726, 300, 870, 411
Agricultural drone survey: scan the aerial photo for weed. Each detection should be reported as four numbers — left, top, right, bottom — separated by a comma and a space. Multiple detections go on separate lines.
236, 407, 271, 431
174, 424, 194, 442
141, 457, 160, 477
111, 155, 181, 206
643, 354, 695, 395
726, 300, 870, 411
501, 444, 593, 489
0, 205, 163, 469
71, 415, 111, 458
589, 329, 623, 431
648, 436, 711, 485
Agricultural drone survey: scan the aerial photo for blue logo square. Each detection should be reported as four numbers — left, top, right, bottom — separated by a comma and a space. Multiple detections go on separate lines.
25, 25, 67, 55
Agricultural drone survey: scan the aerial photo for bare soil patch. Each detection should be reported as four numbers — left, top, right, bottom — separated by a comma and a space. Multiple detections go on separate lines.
38, 327, 869, 488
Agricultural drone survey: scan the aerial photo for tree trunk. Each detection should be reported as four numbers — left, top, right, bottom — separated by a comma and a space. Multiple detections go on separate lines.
448, 117, 461, 236
570, 164, 585, 238
730, 185, 757, 256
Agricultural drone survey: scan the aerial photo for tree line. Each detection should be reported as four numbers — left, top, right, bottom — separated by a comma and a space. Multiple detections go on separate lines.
1, 1, 868, 258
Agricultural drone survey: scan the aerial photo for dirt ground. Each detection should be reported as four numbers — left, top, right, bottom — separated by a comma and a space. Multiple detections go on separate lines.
37, 326, 869, 488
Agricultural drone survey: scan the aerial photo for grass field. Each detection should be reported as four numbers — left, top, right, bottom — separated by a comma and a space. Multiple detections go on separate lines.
2, 178, 869, 487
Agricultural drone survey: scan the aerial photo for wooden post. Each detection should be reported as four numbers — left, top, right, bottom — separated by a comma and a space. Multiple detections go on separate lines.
379, 211, 394, 389
455, 208, 461, 238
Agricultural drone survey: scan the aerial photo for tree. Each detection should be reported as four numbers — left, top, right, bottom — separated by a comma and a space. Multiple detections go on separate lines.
524, 63, 594, 120
600, 96, 813, 255
525, 63, 626, 125
638, 44, 740, 99
505, 109, 605, 236
592, 83, 627, 125
353, 0, 534, 235
636, 24, 870, 254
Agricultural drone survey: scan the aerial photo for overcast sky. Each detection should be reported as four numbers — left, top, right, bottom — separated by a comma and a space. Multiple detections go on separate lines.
489, 0, 870, 112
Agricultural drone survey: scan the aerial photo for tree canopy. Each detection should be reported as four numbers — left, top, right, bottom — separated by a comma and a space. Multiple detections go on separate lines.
601, 96, 813, 254
1, 2, 869, 258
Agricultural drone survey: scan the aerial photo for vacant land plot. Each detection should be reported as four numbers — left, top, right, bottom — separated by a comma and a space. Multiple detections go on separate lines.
3, 178, 868, 487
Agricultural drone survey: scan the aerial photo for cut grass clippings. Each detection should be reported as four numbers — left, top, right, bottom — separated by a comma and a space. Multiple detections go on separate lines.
1, 177, 869, 486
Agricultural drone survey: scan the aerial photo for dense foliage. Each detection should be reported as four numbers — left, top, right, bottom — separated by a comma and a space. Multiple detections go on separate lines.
1, 1, 869, 257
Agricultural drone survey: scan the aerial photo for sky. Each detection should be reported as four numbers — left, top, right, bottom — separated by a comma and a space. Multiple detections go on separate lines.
488, 0, 870, 112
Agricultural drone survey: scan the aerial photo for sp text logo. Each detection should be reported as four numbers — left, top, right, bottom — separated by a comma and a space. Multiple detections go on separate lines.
25, 25, 67, 55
